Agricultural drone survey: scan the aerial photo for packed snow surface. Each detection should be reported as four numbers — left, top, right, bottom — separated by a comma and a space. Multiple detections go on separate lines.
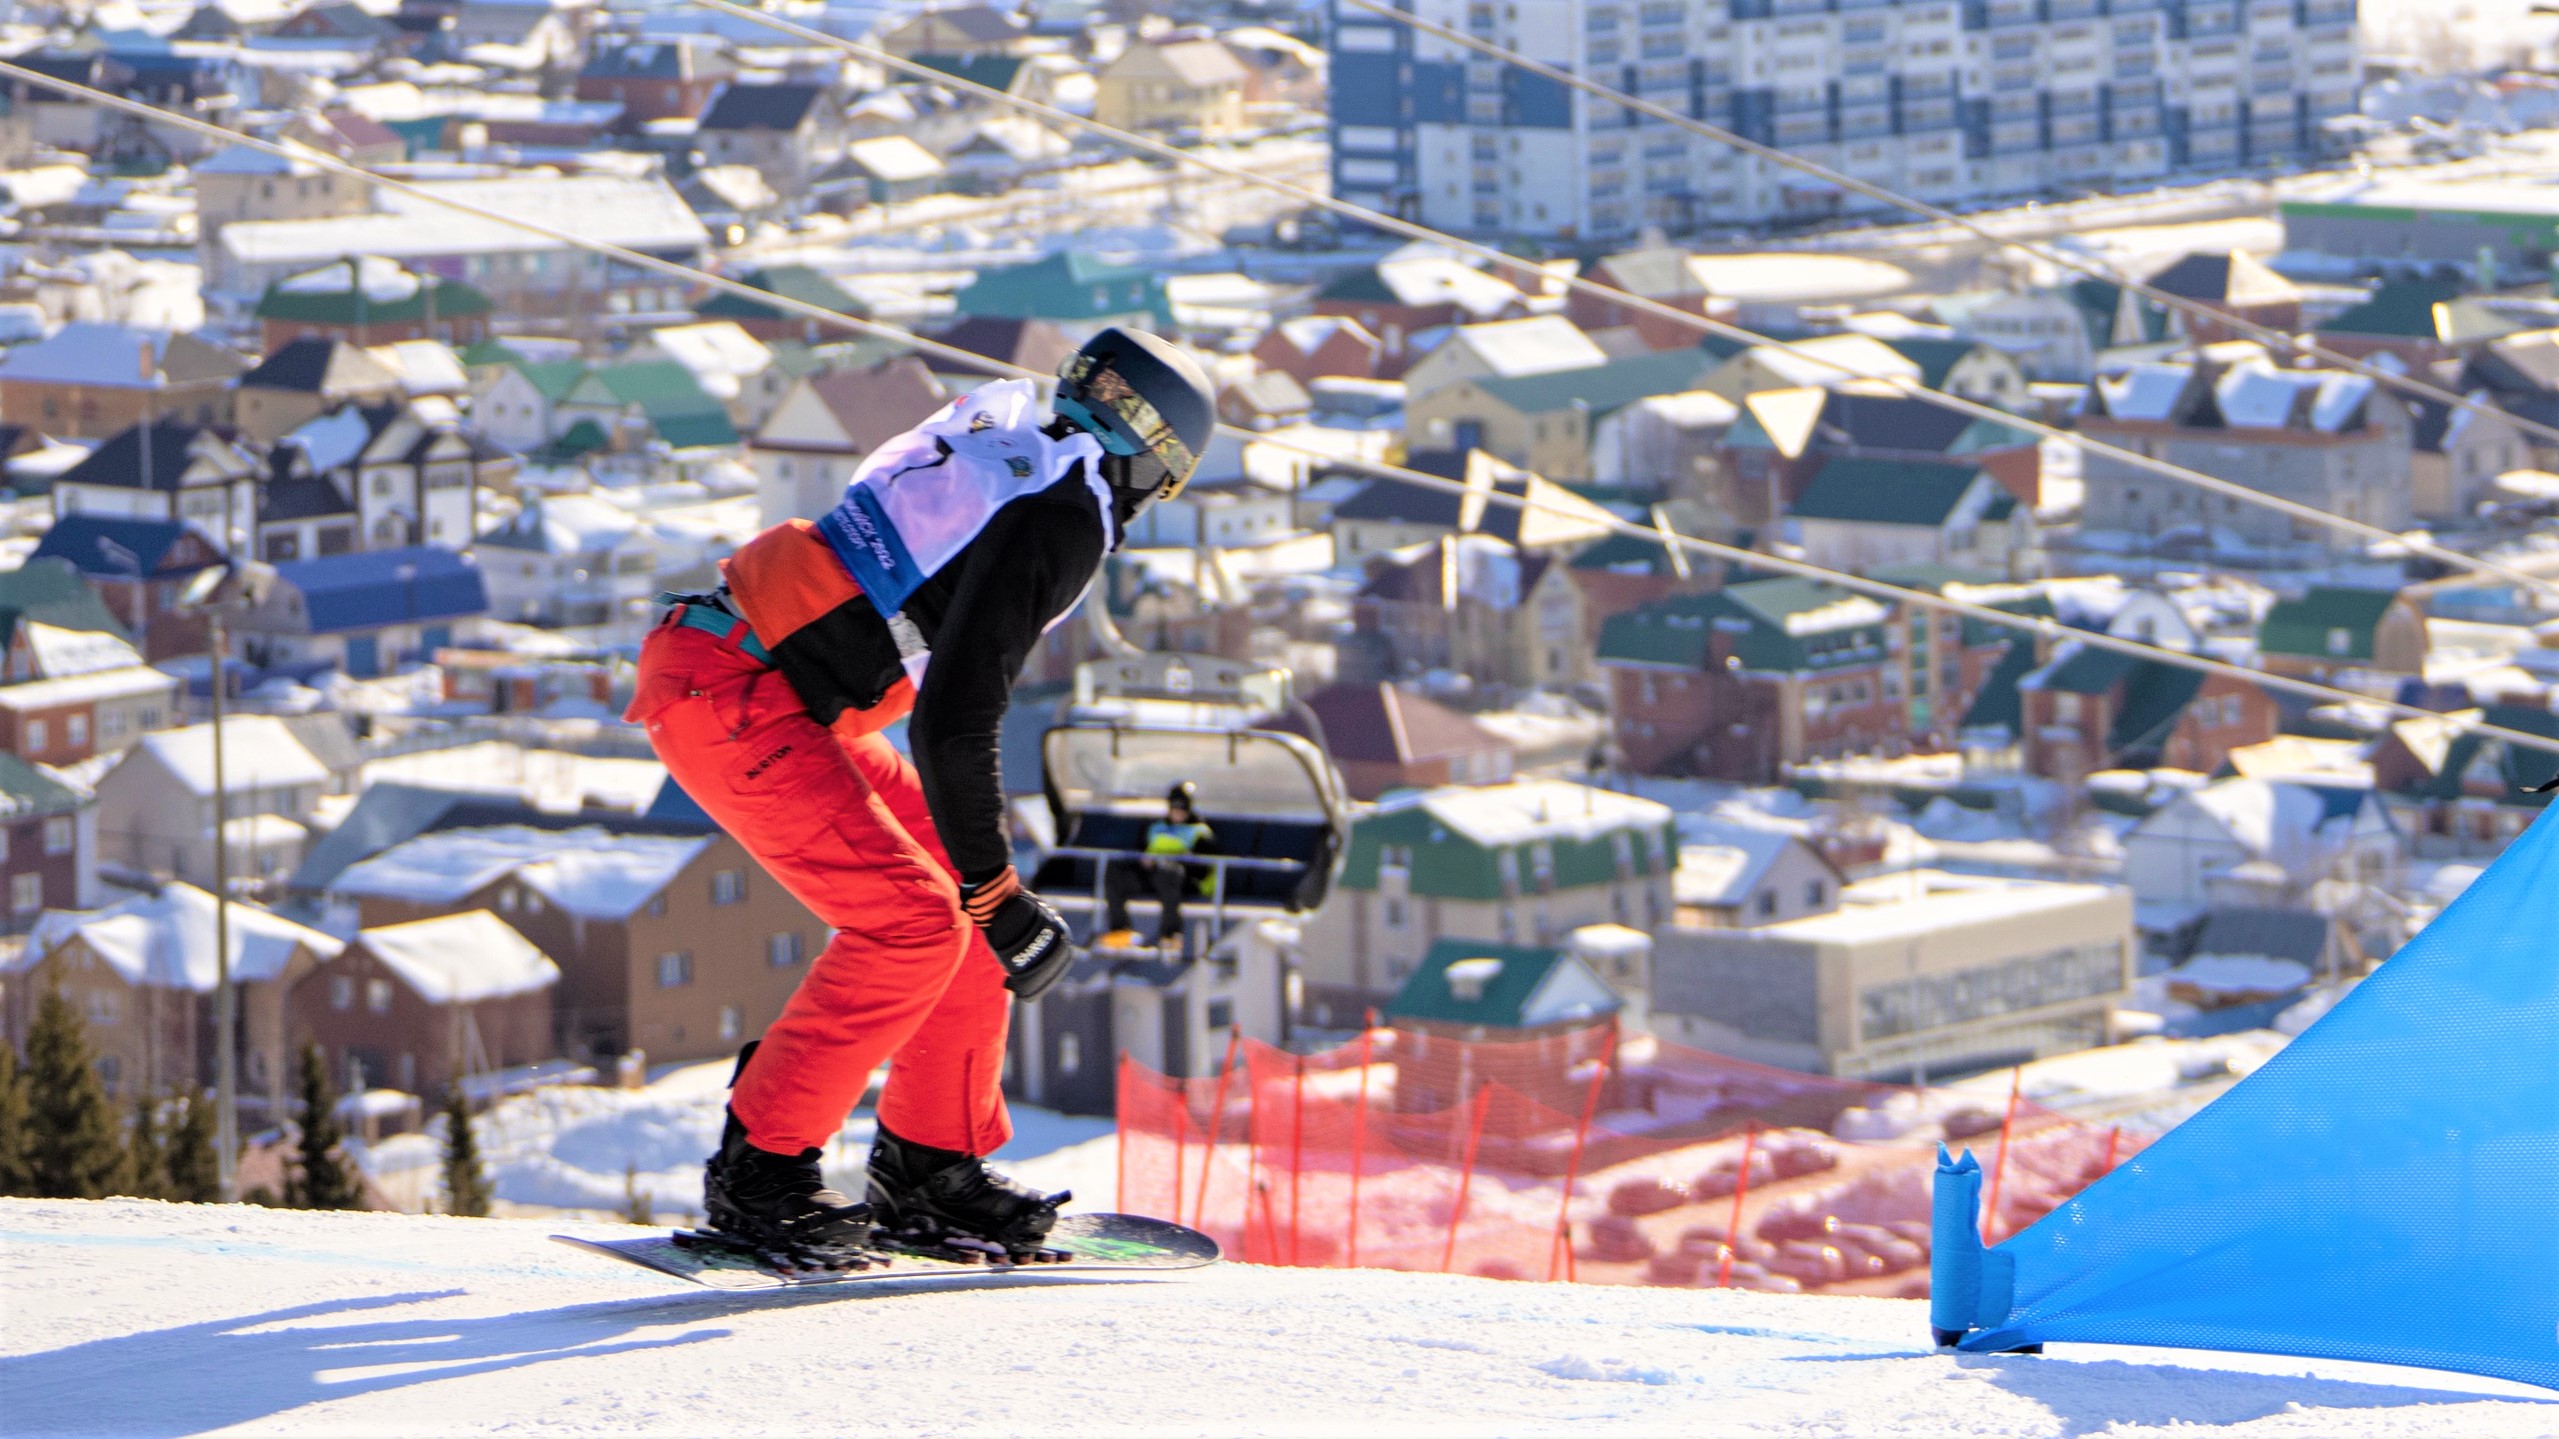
6, 1198, 2554, 1437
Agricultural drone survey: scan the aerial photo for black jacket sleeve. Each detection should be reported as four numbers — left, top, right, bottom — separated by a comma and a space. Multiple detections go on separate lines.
908, 486, 1107, 884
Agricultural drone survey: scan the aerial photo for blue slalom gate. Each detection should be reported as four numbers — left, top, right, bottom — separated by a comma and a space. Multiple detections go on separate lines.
1932, 801, 2559, 1388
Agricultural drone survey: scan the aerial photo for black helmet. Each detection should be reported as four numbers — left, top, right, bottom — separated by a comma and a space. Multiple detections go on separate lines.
1166, 780, 1197, 814
1055, 327, 1215, 512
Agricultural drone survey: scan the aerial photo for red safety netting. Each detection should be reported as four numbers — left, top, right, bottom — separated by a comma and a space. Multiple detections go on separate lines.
1116, 1027, 2152, 1296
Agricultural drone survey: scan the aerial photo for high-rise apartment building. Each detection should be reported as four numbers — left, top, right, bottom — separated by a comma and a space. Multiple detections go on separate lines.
1328, 0, 2357, 240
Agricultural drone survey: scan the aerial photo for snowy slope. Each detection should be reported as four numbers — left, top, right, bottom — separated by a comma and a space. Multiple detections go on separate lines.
6, 1199, 2555, 1437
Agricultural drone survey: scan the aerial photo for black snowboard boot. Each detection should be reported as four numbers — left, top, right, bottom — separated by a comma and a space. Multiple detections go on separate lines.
700, 1107, 878, 1267
866, 1125, 1070, 1263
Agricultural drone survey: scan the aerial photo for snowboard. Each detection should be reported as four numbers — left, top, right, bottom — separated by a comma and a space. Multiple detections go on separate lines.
552, 1212, 1219, 1290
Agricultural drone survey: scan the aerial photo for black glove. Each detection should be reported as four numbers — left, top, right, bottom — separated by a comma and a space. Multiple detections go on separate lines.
961, 869, 1075, 1001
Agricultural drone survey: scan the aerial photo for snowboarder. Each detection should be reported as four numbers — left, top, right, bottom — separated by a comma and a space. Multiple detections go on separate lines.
627, 328, 1216, 1262
1100, 780, 1215, 950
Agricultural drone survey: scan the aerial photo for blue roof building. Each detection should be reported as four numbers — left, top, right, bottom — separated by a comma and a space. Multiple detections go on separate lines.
233, 546, 488, 677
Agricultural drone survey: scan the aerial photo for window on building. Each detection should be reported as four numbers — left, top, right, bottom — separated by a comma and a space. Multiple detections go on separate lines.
64, 715, 86, 750
97, 1054, 120, 1091
711, 870, 746, 905
24, 719, 45, 753
86, 989, 117, 1026
1756, 888, 1777, 918
331, 975, 353, 1010
10, 871, 40, 915
1857, 940, 2125, 1040
1206, 998, 1233, 1033
365, 978, 393, 1014
719, 1005, 741, 1041
1056, 1031, 1082, 1076
42, 817, 70, 856
1806, 879, 1827, 908
645, 895, 667, 918
2325, 626, 2352, 657
768, 932, 803, 967
657, 951, 693, 988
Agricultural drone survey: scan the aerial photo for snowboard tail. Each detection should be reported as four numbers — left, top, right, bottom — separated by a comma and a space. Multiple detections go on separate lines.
554, 1211, 1218, 1290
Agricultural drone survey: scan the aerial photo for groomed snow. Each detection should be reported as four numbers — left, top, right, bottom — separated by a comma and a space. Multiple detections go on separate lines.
8, 1197, 2554, 1437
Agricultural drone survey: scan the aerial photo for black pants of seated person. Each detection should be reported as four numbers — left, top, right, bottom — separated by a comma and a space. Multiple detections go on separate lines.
1103, 857, 1191, 944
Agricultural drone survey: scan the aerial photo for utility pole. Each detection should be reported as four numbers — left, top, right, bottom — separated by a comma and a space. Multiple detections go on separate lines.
208, 601, 235, 1199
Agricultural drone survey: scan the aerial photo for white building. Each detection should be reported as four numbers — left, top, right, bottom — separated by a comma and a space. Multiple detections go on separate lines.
2122, 776, 2400, 908
1327, 0, 2356, 240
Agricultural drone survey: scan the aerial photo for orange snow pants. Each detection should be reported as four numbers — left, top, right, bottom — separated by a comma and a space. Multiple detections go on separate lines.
626, 607, 1013, 1157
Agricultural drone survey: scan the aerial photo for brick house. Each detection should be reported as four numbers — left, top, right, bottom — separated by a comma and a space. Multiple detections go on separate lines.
2018, 641, 2279, 780
1309, 256, 1527, 376
290, 910, 559, 1099
326, 823, 832, 1066
1563, 245, 1721, 351
1251, 315, 1383, 384
2141, 251, 2302, 345
94, 716, 331, 891
252, 258, 494, 354
6, 885, 339, 1115
575, 37, 732, 128
28, 516, 225, 662
1284, 681, 1515, 800
695, 83, 846, 200
0, 323, 247, 439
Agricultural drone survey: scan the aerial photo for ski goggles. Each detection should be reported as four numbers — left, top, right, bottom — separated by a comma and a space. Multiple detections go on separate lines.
1056, 350, 1201, 498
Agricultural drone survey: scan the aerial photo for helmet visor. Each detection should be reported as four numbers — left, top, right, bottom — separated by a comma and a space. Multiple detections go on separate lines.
1058, 347, 1202, 497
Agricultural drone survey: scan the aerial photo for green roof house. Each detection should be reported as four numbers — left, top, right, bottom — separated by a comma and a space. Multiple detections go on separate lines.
2257, 586, 2426, 680
1403, 346, 1723, 483
696, 265, 871, 344
254, 258, 493, 350
1295, 779, 1674, 1027
556, 361, 739, 453
954, 249, 1172, 332
1383, 938, 1622, 1038
1786, 455, 2031, 577
2019, 638, 2275, 779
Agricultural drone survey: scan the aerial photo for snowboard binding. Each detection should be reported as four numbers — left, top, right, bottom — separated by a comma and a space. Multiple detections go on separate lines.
866, 1126, 1075, 1265
673, 1226, 890, 1277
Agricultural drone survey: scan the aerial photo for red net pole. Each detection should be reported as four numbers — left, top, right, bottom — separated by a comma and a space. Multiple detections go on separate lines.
1346, 1027, 1374, 1269
1169, 1083, 1190, 1225
1288, 1054, 1306, 1267
2102, 1124, 2123, 1173
1439, 1084, 1493, 1275
1548, 1019, 1616, 1283
1715, 1122, 1760, 1289
1982, 1065, 2024, 1244
1191, 1027, 1242, 1232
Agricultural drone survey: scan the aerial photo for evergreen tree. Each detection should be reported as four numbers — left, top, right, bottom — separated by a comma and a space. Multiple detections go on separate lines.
0, 1039, 29, 1197
23, 986, 127, 1199
622, 1160, 653, 1227
160, 1089, 220, 1203
124, 1087, 165, 1199
287, 1044, 362, 1211
439, 1088, 490, 1218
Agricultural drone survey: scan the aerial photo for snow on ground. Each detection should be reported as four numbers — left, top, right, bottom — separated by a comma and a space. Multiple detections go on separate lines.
7, 1198, 2557, 1437
380, 1058, 1116, 1220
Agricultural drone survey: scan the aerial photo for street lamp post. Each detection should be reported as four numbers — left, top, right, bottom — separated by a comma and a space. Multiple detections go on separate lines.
175, 559, 273, 1201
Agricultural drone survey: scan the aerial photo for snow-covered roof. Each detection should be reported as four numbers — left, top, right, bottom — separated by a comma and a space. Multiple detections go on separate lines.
1741, 334, 1922, 389
1673, 819, 1809, 907
0, 663, 177, 712
1370, 256, 1520, 318
195, 141, 329, 176
1445, 315, 1608, 379
843, 134, 942, 183
2159, 777, 2379, 869
366, 340, 469, 397
356, 910, 559, 1003
222, 175, 707, 268
17, 882, 342, 990
135, 715, 331, 795
278, 254, 421, 302
516, 836, 712, 919
1769, 870, 2121, 947
0, 322, 174, 388
22, 621, 143, 679
1404, 780, 1671, 848
332, 824, 706, 914
284, 404, 373, 474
